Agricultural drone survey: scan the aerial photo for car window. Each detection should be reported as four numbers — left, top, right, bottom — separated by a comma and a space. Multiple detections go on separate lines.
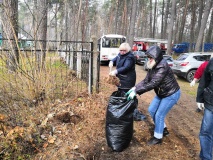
138, 52, 145, 56
133, 51, 144, 56
176, 54, 188, 61
205, 55, 211, 61
163, 56, 173, 61
193, 55, 211, 61
167, 58, 173, 62
133, 52, 138, 56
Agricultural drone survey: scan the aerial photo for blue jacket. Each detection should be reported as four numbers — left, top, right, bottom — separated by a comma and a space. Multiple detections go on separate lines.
112, 51, 136, 90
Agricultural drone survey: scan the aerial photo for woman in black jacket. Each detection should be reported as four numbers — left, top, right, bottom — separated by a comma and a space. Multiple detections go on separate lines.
126, 45, 181, 145
196, 57, 213, 160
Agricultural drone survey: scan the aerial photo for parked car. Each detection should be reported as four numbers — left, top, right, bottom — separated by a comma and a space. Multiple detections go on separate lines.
172, 52, 212, 82
162, 55, 174, 67
132, 51, 147, 65
143, 55, 174, 71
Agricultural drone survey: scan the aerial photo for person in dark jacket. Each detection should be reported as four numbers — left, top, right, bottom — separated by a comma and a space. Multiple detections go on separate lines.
109, 42, 136, 91
109, 42, 146, 121
126, 45, 181, 145
196, 58, 213, 160
190, 61, 209, 112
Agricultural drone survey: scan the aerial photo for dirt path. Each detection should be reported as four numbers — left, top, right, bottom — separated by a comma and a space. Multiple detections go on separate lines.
99, 64, 203, 160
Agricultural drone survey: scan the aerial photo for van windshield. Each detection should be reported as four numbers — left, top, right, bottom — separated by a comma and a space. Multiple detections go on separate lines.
102, 38, 124, 48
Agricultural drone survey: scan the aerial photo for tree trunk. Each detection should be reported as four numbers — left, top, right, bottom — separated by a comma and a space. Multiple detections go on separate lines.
33, 0, 37, 38
189, 0, 196, 51
173, 10, 179, 44
127, 0, 137, 47
197, 0, 205, 36
163, 0, 170, 38
114, 0, 119, 34
36, 0, 48, 70
76, 0, 82, 41
160, 0, 165, 39
123, 0, 128, 36
167, 0, 176, 55
195, 0, 212, 52
81, 0, 88, 42
108, 6, 115, 34
205, 10, 213, 42
152, 0, 157, 38
58, 1, 64, 42
65, 0, 68, 41
2, 0, 19, 72
149, 0, 153, 37
178, 0, 189, 42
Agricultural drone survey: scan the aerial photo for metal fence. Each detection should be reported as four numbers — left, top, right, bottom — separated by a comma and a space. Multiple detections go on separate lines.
0, 39, 95, 108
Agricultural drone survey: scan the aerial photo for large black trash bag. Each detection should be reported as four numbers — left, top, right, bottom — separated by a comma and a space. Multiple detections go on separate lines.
105, 91, 137, 152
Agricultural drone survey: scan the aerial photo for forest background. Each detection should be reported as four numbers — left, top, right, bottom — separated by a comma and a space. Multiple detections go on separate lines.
0, 0, 212, 54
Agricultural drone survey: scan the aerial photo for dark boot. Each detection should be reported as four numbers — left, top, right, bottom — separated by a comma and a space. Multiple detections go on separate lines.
163, 127, 169, 137
147, 137, 162, 145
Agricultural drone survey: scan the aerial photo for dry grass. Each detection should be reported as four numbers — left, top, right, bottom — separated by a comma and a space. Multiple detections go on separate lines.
0, 61, 200, 159
0, 50, 89, 159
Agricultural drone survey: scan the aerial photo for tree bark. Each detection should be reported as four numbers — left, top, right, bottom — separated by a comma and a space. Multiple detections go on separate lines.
205, 10, 213, 43
127, 0, 137, 47
197, 0, 205, 36
163, 0, 170, 38
178, 0, 189, 42
189, 0, 196, 51
149, 0, 153, 37
167, 0, 176, 55
195, 0, 212, 52
2, 0, 19, 72
152, 0, 157, 38
36, 0, 48, 70
160, 0, 165, 39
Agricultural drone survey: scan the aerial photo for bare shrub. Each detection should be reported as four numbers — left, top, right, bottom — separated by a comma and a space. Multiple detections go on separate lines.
0, 48, 87, 159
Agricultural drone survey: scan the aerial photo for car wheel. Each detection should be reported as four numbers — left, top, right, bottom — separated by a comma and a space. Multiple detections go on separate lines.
186, 70, 196, 82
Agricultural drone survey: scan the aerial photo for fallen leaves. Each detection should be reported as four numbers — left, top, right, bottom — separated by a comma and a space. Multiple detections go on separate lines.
6, 126, 24, 140
106, 75, 120, 86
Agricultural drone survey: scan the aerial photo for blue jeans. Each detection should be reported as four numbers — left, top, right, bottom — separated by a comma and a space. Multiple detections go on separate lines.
148, 89, 181, 139
199, 108, 213, 160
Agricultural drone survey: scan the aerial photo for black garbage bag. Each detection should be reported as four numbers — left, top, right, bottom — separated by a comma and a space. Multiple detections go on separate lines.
106, 91, 137, 152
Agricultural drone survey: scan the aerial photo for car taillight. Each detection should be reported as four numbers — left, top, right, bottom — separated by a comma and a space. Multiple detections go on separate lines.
180, 62, 189, 66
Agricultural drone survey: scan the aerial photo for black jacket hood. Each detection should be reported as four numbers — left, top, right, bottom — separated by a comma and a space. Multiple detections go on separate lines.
145, 45, 163, 64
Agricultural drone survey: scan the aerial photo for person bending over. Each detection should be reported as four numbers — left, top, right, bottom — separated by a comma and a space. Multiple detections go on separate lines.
126, 45, 181, 145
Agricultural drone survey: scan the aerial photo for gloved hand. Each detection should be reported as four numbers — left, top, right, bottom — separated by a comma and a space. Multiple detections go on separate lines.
125, 87, 136, 101
125, 87, 136, 96
109, 70, 117, 76
127, 90, 136, 101
109, 61, 113, 68
190, 80, 196, 87
197, 103, 205, 110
